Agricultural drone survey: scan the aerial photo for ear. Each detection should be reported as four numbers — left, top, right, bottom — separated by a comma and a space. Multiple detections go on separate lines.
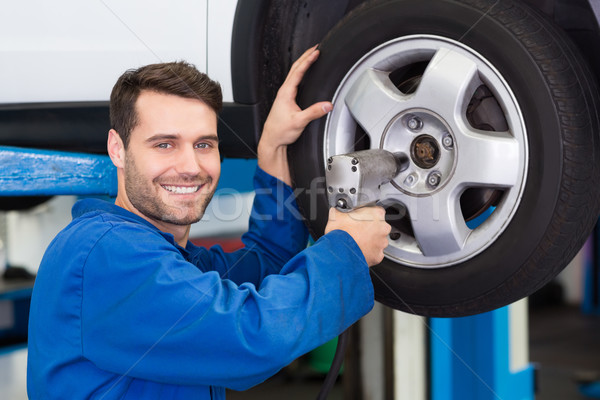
107, 129, 126, 168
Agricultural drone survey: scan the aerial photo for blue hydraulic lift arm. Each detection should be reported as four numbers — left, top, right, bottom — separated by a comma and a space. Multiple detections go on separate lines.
0, 146, 117, 197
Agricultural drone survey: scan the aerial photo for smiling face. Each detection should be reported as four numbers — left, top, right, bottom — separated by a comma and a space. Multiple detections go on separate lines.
109, 90, 221, 235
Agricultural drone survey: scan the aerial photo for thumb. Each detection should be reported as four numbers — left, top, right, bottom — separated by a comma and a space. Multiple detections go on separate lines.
299, 101, 333, 125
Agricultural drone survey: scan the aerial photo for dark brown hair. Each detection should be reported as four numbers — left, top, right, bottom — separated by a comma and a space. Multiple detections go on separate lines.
109, 61, 222, 148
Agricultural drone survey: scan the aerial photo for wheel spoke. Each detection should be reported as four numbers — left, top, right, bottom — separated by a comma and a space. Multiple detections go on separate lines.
454, 129, 522, 189
344, 68, 407, 147
406, 190, 470, 257
414, 48, 481, 120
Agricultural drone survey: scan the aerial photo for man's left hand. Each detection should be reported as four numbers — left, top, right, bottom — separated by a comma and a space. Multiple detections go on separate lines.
258, 45, 333, 186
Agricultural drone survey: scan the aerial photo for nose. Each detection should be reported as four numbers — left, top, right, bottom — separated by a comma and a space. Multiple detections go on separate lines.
175, 146, 203, 177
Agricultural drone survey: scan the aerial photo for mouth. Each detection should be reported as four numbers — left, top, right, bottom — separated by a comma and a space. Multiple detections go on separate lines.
161, 184, 202, 194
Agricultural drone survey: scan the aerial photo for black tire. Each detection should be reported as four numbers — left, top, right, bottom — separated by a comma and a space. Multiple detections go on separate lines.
290, 0, 600, 317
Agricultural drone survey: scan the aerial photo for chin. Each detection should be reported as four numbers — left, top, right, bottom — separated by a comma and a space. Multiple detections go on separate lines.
162, 210, 205, 226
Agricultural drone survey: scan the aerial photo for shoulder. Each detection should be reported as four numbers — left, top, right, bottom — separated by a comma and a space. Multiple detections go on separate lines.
49, 203, 166, 264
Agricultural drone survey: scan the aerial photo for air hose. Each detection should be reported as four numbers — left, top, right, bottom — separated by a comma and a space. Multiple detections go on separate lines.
315, 327, 351, 400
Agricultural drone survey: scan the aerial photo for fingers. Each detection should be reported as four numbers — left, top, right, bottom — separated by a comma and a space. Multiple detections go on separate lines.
348, 206, 387, 222
325, 206, 391, 266
261, 45, 329, 148
279, 45, 320, 97
328, 206, 386, 222
288, 45, 319, 80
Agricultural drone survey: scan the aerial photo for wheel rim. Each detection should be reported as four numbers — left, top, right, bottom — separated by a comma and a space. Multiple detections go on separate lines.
324, 35, 528, 268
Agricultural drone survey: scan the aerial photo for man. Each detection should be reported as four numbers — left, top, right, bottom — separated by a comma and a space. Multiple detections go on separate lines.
27, 47, 391, 399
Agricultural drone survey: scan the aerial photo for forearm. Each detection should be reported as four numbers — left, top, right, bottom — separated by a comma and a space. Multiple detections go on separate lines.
257, 141, 292, 186
238, 166, 308, 277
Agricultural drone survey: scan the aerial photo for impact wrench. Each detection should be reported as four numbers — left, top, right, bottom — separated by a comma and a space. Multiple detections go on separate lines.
326, 149, 409, 211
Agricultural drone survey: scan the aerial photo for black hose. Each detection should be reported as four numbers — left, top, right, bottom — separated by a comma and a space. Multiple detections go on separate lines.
315, 327, 351, 400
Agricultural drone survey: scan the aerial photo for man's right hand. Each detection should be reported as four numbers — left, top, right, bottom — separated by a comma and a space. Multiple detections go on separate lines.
324, 207, 391, 267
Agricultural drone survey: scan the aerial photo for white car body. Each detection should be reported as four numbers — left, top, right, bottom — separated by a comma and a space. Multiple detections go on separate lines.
0, 0, 237, 104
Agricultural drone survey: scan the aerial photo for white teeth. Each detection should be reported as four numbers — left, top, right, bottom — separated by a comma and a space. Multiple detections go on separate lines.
162, 185, 200, 194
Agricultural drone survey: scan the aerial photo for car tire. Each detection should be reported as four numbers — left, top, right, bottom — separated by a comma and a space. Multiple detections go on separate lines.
289, 0, 600, 317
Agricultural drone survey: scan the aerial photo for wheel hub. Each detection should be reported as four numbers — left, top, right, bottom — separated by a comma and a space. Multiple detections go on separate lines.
411, 134, 440, 169
381, 109, 456, 196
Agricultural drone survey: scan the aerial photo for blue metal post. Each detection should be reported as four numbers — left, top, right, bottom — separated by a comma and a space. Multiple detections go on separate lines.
430, 306, 535, 400
583, 226, 600, 315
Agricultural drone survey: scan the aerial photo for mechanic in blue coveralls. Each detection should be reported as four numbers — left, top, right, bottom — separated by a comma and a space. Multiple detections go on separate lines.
27, 47, 391, 399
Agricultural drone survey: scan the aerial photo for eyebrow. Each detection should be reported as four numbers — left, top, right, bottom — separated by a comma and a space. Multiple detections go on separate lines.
145, 133, 219, 144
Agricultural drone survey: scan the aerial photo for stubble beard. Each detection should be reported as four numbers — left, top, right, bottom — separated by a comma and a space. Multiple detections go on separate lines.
124, 155, 215, 226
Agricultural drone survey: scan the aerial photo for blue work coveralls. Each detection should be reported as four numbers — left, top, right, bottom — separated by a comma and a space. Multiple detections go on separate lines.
27, 167, 374, 399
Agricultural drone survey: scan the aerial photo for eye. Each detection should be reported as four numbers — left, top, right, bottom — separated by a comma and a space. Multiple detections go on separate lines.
156, 143, 172, 149
195, 142, 211, 149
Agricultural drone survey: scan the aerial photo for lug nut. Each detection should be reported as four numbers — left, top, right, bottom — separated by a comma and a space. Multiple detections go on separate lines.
407, 116, 423, 131
389, 232, 401, 241
404, 173, 418, 187
442, 134, 454, 149
427, 171, 442, 188
351, 158, 359, 165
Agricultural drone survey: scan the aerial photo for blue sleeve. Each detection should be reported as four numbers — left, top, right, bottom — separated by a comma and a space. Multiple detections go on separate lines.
80, 223, 373, 390
188, 167, 309, 287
